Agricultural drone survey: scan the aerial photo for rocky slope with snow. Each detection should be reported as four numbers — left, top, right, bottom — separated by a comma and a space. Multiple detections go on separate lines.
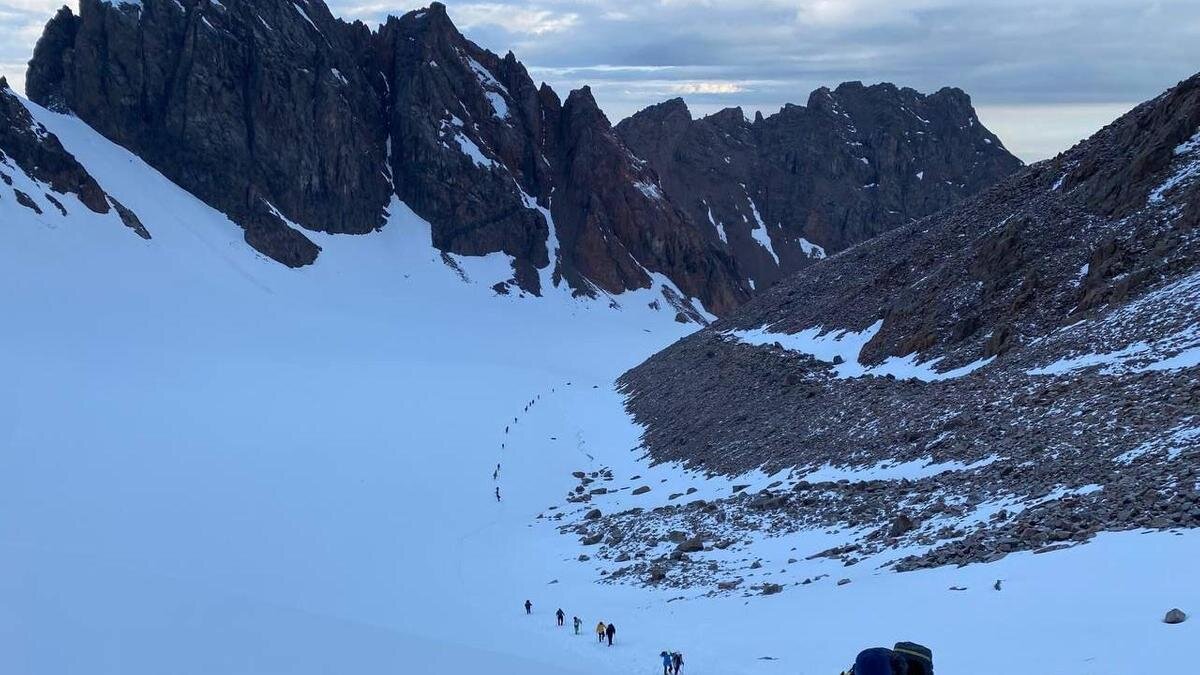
21, 0, 1017, 316
604, 72, 1200, 586
616, 85, 1021, 290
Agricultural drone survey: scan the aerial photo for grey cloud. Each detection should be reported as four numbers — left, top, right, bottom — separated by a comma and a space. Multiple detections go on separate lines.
2, 0, 1197, 161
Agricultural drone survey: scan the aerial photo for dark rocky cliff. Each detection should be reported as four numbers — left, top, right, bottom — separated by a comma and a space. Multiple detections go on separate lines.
616, 83, 1022, 290
24, 0, 1018, 316
1, 76, 147, 238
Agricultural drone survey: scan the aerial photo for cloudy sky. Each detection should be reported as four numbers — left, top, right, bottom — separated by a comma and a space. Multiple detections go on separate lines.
2, 0, 1197, 161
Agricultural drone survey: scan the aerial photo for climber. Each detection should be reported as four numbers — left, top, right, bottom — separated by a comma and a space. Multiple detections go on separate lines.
524, 599, 532, 615
556, 608, 565, 626
596, 621, 606, 643
573, 616, 582, 635
605, 622, 616, 646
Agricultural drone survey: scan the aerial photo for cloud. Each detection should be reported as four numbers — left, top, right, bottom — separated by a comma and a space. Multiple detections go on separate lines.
669, 81, 745, 95
450, 4, 579, 35
2, 0, 1197, 161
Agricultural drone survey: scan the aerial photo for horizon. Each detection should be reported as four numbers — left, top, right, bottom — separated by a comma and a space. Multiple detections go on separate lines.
1, 1, 1195, 161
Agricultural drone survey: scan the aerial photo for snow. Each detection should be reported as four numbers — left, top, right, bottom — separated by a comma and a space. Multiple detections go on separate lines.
291, 1, 325, 39
703, 200, 727, 244
464, 54, 511, 120
2, 94, 1197, 675
1149, 128, 1200, 203
740, 186, 779, 265
440, 115, 496, 169
486, 91, 510, 119
330, 68, 348, 85
916, 170, 924, 180
633, 180, 664, 201
797, 236, 826, 259
517, 186, 560, 290
729, 321, 995, 382
801, 455, 999, 483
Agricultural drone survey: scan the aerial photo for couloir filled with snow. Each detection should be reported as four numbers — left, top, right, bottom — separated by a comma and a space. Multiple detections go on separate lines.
1, 98, 1196, 674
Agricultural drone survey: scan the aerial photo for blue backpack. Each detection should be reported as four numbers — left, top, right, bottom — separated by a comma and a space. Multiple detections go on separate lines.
851, 647, 907, 675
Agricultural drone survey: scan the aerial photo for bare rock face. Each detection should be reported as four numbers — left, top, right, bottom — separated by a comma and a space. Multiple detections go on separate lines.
616, 85, 1022, 291
375, 5, 549, 292
1, 76, 146, 238
550, 87, 748, 315
27, 0, 391, 266
1, 77, 106, 213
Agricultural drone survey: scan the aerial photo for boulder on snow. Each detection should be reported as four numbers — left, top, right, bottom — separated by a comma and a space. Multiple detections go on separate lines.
632, 485, 651, 495
584, 508, 602, 520
581, 533, 603, 545
676, 536, 705, 553
760, 583, 784, 595
1164, 608, 1187, 624
888, 513, 918, 537
837, 578, 852, 586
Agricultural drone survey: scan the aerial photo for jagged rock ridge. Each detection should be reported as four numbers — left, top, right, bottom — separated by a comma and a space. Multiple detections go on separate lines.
24, 0, 1016, 316
616, 86, 1022, 290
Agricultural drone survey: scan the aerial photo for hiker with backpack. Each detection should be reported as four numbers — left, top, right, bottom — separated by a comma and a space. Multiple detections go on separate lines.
595, 621, 606, 643
892, 642, 933, 675
843, 647, 905, 675
605, 622, 616, 646
573, 616, 581, 635
671, 651, 684, 674
524, 599, 532, 615
556, 608, 565, 626
660, 651, 672, 674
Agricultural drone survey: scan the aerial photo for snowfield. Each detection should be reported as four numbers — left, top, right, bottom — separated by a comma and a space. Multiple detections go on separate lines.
1, 98, 1196, 674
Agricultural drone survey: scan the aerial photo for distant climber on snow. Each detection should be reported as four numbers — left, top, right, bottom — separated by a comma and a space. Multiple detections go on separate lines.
661, 651, 673, 674
495, 487, 501, 502
493, 463, 500, 480
524, 599, 532, 615
556, 608, 565, 626
605, 622, 616, 646
573, 616, 582, 635
672, 651, 684, 674
595, 621, 606, 643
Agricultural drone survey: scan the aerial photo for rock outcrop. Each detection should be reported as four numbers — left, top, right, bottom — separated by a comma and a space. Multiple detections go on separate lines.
616, 85, 1022, 290
0, 76, 146, 238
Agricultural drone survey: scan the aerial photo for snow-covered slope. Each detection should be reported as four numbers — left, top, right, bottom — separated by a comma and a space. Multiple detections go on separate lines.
2, 94, 1196, 675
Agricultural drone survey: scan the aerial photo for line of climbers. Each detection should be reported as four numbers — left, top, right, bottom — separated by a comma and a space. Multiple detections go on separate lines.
523, 602, 644, 658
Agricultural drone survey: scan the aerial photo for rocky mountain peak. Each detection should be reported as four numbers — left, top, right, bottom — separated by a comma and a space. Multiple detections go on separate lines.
1063, 71, 1200, 216
20, 0, 1020, 319
617, 79, 1021, 293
